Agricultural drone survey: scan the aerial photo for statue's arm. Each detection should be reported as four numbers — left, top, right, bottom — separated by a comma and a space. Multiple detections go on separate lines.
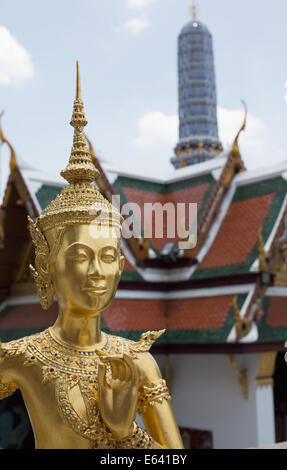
0, 345, 18, 400
137, 352, 184, 449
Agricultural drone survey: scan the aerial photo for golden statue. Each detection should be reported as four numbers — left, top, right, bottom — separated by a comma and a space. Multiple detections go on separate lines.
0, 63, 183, 449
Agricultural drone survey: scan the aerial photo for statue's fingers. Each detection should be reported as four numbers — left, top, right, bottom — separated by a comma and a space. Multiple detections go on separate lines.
98, 363, 108, 389
123, 354, 138, 384
111, 359, 124, 381
110, 361, 119, 380
119, 361, 126, 381
124, 362, 131, 382
101, 356, 120, 380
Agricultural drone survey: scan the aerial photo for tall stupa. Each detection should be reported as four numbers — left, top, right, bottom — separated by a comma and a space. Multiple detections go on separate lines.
171, 3, 223, 168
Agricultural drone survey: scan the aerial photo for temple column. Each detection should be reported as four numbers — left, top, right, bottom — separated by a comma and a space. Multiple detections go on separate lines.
255, 352, 277, 446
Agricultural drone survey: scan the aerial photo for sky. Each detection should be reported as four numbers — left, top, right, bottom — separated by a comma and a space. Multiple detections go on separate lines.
1, 0, 287, 195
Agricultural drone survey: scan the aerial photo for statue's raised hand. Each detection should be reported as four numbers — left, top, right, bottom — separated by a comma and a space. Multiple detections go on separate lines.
98, 354, 139, 440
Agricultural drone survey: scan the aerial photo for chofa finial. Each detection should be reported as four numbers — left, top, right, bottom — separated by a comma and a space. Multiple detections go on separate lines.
190, 1, 197, 20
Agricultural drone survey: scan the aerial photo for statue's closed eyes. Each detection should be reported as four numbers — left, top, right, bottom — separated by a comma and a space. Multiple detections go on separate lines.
0, 63, 183, 449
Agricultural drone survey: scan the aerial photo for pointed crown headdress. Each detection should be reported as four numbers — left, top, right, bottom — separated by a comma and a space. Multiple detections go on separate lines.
34, 62, 122, 235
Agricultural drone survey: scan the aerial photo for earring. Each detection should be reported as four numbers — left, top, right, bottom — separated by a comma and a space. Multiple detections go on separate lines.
29, 264, 55, 311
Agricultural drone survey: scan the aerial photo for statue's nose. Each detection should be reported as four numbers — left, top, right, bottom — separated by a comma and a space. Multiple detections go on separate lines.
87, 257, 104, 279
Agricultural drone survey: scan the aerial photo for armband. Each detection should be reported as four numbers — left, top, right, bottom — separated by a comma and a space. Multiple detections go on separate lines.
138, 379, 171, 414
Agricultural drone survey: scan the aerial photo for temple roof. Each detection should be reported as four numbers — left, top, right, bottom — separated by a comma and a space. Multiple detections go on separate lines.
1, 129, 287, 350
1, 287, 287, 350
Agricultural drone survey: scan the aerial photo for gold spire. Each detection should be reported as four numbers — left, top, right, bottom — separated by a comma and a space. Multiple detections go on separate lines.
61, 61, 99, 185
190, 1, 197, 20
76, 61, 82, 101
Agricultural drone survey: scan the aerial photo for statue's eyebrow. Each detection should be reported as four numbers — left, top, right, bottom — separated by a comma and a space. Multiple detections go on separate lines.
65, 243, 93, 255
100, 245, 117, 253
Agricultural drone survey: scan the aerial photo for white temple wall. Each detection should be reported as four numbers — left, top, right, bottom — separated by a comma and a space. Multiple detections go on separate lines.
154, 353, 275, 449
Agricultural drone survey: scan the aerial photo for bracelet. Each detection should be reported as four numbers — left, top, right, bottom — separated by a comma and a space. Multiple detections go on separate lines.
138, 379, 171, 414
116, 423, 152, 449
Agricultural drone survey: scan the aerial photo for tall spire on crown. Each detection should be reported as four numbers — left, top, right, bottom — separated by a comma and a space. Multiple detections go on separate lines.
61, 61, 99, 184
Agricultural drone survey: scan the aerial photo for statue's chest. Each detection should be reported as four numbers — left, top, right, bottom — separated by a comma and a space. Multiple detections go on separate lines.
24, 331, 122, 444
5, 330, 131, 447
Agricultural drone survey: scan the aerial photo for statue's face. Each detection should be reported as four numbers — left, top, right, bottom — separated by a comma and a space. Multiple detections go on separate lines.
45, 224, 125, 316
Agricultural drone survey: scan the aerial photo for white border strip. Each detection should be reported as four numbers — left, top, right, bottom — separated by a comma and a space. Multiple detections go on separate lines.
0, 294, 40, 312
0, 284, 254, 310
115, 284, 253, 299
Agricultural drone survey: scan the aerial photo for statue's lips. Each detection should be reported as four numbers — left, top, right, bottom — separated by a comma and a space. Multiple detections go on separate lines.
83, 286, 107, 296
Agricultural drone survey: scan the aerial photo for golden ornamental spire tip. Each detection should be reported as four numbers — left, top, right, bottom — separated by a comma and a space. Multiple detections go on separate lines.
190, 1, 197, 20
76, 61, 82, 101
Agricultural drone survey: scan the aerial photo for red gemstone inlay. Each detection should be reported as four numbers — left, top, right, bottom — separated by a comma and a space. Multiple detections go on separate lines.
73, 375, 77, 380
31, 356, 35, 360
106, 427, 111, 433
50, 368, 54, 373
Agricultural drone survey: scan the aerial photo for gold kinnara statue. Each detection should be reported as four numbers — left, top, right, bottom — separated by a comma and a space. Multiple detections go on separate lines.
0, 63, 183, 449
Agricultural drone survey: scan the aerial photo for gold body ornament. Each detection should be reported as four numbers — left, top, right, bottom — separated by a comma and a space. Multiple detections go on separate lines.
0, 63, 183, 449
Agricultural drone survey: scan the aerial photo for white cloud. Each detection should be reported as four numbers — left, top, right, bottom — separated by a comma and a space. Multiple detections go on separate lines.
126, 0, 158, 9
118, 0, 157, 35
217, 106, 265, 150
133, 111, 178, 148
133, 107, 267, 155
217, 106, 287, 170
132, 107, 283, 172
0, 26, 34, 86
120, 16, 151, 34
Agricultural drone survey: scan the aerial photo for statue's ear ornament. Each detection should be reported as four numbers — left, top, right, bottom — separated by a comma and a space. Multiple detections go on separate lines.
27, 216, 55, 311
27, 216, 50, 258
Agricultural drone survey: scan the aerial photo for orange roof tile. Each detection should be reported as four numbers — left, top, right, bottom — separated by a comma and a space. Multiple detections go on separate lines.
122, 257, 137, 272
199, 193, 275, 269
103, 299, 166, 331
166, 296, 233, 330
122, 185, 209, 251
0, 295, 233, 339
103, 295, 233, 331
0, 303, 58, 329
266, 297, 287, 327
